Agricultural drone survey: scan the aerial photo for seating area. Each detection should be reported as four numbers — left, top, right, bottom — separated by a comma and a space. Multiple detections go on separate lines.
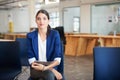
0, 41, 21, 80
93, 47, 120, 80
1, 0, 120, 80
1, 38, 120, 80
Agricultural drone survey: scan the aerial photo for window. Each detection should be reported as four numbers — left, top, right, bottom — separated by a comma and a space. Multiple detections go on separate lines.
45, 0, 59, 4
73, 17, 80, 32
49, 12, 59, 28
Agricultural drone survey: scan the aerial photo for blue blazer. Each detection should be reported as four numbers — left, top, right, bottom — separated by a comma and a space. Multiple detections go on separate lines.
27, 29, 64, 74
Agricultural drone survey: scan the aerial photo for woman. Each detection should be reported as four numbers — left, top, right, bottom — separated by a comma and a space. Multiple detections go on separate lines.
27, 9, 63, 80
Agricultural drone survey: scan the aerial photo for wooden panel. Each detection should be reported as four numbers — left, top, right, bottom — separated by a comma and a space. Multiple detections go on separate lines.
65, 36, 78, 56
86, 39, 97, 55
65, 33, 120, 56
4, 33, 26, 40
76, 38, 87, 56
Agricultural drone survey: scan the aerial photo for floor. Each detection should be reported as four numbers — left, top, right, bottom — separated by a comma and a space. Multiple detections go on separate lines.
18, 55, 93, 80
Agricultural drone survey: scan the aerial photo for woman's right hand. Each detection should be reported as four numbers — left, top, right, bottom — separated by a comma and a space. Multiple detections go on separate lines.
31, 62, 44, 71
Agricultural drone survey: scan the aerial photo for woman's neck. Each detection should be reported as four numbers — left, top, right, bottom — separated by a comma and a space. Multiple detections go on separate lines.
38, 28, 47, 41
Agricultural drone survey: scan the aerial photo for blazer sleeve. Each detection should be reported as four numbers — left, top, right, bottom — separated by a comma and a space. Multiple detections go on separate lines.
27, 33, 36, 59
53, 31, 62, 59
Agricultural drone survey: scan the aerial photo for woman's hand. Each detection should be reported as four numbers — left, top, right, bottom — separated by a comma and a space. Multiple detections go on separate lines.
31, 62, 44, 71
51, 69, 62, 80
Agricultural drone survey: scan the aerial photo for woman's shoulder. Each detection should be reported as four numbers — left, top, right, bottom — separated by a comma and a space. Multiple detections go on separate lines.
27, 30, 38, 38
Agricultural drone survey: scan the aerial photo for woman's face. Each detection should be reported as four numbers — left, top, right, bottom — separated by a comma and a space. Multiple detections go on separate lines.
36, 13, 49, 29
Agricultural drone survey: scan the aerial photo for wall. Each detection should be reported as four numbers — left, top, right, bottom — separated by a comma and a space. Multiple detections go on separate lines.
92, 4, 120, 35
0, 10, 8, 33
0, 0, 119, 33
10, 8, 30, 32
80, 4, 91, 33
59, 0, 118, 33
63, 7, 80, 32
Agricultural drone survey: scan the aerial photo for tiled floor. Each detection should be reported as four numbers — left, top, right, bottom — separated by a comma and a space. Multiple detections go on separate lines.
18, 55, 93, 80
64, 55, 93, 80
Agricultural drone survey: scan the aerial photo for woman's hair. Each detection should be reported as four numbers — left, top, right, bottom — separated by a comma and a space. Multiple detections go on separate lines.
36, 9, 51, 36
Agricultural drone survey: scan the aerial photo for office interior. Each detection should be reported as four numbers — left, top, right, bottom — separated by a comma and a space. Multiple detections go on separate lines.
1, 0, 120, 80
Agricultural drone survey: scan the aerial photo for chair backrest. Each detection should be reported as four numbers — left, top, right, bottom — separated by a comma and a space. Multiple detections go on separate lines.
93, 47, 120, 80
53, 26, 66, 80
16, 38, 29, 66
53, 26, 66, 45
0, 41, 21, 79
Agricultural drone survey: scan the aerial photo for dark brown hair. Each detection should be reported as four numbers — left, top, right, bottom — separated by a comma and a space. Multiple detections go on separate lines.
36, 9, 51, 36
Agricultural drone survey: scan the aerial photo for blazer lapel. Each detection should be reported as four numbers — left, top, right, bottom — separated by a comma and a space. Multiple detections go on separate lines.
32, 31, 39, 60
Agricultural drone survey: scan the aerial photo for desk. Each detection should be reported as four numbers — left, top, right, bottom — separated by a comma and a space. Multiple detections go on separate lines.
0, 39, 14, 41
4, 33, 26, 40
65, 34, 120, 56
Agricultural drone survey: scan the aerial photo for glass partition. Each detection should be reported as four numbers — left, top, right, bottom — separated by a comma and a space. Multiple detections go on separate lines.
91, 4, 120, 35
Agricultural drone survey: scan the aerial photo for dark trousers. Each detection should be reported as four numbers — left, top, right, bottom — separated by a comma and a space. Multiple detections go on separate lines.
30, 68, 55, 80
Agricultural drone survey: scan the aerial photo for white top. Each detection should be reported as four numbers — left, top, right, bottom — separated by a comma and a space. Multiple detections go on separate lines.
28, 33, 61, 64
38, 33, 47, 62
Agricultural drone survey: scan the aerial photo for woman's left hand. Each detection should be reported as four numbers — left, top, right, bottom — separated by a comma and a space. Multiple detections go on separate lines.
31, 62, 45, 71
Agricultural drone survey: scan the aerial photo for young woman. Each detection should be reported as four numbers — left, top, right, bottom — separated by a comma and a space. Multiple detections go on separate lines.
27, 9, 63, 80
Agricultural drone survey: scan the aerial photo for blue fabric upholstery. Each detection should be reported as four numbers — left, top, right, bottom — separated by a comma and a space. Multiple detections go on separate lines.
93, 47, 120, 80
57, 41, 65, 80
0, 41, 21, 80
16, 38, 29, 66
53, 27, 66, 80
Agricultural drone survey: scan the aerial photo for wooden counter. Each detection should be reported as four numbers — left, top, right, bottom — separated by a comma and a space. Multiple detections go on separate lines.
0, 39, 14, 41
65, 34, 120, 56
4, 33, 26, 40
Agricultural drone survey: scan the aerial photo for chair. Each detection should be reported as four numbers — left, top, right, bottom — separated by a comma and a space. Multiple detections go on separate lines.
16, 38, 29, 66
93, 47, 120, 80
16, 38, 30, 79
0, 41, 21, 80
53, 26, 66, 80
57, 41, 65, 80
53, 26, 66, 45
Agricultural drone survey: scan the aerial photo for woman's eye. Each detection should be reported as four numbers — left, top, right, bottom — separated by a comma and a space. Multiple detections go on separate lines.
43, 17, 47, 20
37, 18, 41, 20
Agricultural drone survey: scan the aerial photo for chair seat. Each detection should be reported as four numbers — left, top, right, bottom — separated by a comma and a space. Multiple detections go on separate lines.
21, 57, 29, 66
0, 68, 21, 80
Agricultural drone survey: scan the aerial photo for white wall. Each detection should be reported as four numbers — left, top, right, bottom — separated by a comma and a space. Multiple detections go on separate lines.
0, 0, 118, 33
0, 10, 8, 33
63, 7, 80, 32
10, 8, 30, 32
80, 4, 91, 33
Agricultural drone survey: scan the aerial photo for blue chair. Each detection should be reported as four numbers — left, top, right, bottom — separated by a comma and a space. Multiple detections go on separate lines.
0, 41, 21, 80
93, 47, 120, 80
53, 27, 66, 80
57, 41, 65, 80
16, 38, 29, 66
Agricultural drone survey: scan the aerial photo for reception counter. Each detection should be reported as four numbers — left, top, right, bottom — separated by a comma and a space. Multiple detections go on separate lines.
0, 39, 14, 41
65, 34, 120, 56
4, 33, 26, 40
2, 33, 120, 56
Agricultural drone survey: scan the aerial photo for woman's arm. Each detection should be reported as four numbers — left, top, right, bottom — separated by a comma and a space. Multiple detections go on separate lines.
31, 60, 62, 80
44, 60, 62, 80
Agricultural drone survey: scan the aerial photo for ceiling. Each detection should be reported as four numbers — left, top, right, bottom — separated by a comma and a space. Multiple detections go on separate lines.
0, 0, 74, 9
0, 0, 28, 9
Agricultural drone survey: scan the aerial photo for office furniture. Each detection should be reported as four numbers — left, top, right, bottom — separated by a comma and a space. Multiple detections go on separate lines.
16, 38, 30, 78
93, 47, 120, 80
0, 39, 14, 41
0, 41, 21, 80
53, 26, 65, 79
65, 34, 120, 56
16, 38, 29, 66
4, 33, 26, 40
53, 26, 66, 55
